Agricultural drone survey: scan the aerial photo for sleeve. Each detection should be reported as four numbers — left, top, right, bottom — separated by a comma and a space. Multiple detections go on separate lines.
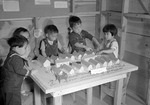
40, 40, 45, 53
58, 40, 62, 50
69, 33, 78, 46
10, 56, 27, 76
110, 41, 118, 50
82, 30, 93, 40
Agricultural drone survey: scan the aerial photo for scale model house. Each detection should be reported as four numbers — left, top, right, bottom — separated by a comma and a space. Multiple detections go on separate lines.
37, 54, 47, 65
55, 72, 68, 83
65, 53, 75, 60
52, 66, 63, 75
51, 55, 58, 61
61, 64, 75, 76
107, 54, 120, 64
89, 59, 101, 68
95, 57, 107, 67
90, 66, 107, 75
71, 62, 84, 73
73, 51, 82, 60
81, 60, 93, 71
101, 56, 113, 67
59, 53, 68, 59
55, 58, 70, 67
82, 53, 96, 61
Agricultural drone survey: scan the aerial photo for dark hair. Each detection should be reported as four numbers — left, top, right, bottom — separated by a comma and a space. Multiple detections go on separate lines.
44, 24, 59, 35
103, 24, 118, 36
7, 35, 28, 48
13, 27, 29, 37
69, 15, 82, 28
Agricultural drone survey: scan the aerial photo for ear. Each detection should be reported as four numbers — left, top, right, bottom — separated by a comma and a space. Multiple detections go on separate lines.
15, 46, 20, 53
45, 34, 48, 37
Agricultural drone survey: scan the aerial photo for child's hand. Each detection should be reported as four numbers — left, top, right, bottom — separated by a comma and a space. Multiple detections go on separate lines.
96, 51, 103, 55
85, 47, 93, 51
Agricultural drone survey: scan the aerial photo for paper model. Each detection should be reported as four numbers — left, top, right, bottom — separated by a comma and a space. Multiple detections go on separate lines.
59, 53, 68, 59
81, 60, 93, 71
65, 53, 75, 60
55, 58, 70, 67
101, 56, 113, 67
61, 64, 75, 76
37, 54, 47, 64
107, 54, 120, 64
95, 57, 107, 67
89, 59, 101, 68
52, 66, 63, 75
71, 62, 84, 73
73, 51, 82, 60
82, 52, 96, 61
90, 67, 107, 74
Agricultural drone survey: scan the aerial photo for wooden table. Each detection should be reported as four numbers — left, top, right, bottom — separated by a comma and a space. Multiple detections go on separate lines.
31, 61, 138, 105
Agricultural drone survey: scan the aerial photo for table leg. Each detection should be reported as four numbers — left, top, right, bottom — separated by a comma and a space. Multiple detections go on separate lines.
114, 78, 124, 105
53, 96, 62, 105
87, 88, 93, 105
34, 83, 42, 105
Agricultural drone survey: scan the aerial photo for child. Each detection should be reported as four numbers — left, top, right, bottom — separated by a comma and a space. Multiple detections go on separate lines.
40, 24, 66, 60
68, 15, 101, 53
13, 27, 30, 40
97, 24, 119, 58
98, 24, 118, 89
3, 35, 32, 105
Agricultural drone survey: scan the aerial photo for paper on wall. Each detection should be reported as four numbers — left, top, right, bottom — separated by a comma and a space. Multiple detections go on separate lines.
3, 0, 20, 12
54, 1, 68, 8
35, 0, 51, 5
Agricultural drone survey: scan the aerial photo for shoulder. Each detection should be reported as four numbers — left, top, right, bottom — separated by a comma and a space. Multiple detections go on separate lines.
69, 32, 78, 38
10, 54, 23, 64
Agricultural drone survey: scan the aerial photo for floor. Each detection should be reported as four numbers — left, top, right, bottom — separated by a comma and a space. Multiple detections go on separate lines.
45, 86, 146, 105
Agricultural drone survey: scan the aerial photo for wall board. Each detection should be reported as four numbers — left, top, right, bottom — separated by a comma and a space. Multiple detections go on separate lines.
0, 0, 69, 19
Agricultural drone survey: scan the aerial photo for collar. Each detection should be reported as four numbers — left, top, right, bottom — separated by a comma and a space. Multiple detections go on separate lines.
47, 39, 54, 45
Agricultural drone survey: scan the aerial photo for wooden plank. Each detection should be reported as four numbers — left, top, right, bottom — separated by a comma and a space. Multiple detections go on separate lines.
34, 83, 42, 105
138, 0, 150, 14
125, 33, 150, 58
87, 88, 93, 105
120, 0, 129, 60
114, 78, 124, 105
99, 0, 107, 39
53, 96, 62, 105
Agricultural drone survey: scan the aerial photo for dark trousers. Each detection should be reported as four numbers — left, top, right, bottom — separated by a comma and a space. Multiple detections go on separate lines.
4, 91, 21, 105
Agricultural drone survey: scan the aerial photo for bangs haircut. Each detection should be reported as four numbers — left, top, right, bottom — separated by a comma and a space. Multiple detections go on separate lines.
7, 35, 28, 48
69, 15, 82, 28
103, 24, 118, 36
13, 27, 29, 37
44, 25, 59, 35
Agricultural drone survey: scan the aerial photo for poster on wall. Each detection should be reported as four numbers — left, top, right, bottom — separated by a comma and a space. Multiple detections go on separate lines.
2, 0, 20, 12
35, 0, 51, 5
54, 1, 68, 8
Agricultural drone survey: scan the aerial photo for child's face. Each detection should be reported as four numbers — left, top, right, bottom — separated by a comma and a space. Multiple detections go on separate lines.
46, 33, 58, 41
16, 42, 29, 56
72, 23, 82, 34
104, 32, 113, 40
20, 32, 30, 40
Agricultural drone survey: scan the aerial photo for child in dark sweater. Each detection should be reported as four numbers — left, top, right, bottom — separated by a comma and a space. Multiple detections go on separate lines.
3, 35, 32, 105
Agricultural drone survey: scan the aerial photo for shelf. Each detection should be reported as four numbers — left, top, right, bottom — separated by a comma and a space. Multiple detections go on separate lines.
124, 13, 150, 19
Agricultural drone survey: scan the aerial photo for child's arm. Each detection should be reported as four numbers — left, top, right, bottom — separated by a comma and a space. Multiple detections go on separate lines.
40, 41, 47, 57
97, 48, 115, 55
92, 37, 101, 49
75, 42, 93, 51
58, 40, 69, 53
97, 41, 118, 55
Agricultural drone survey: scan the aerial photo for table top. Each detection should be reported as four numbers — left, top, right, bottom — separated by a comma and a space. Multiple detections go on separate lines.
31, 61, 138, 96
